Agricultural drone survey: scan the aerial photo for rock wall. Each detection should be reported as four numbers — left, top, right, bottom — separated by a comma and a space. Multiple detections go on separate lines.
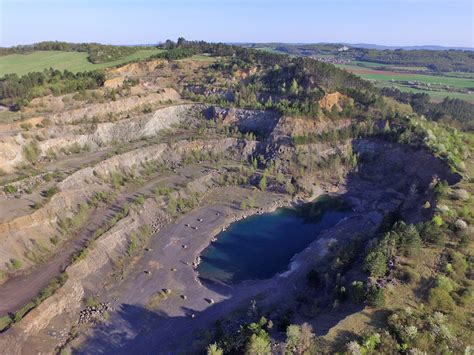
50, 89, 180, 125
39, 104, 196, 156
0, 136, 256, 270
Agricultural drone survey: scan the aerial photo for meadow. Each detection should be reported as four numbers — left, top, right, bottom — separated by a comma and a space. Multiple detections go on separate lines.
0, 49, 164, 76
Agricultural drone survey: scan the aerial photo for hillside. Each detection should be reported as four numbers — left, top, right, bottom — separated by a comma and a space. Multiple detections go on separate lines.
0, 40, 471, 355
245, 43, 474, 105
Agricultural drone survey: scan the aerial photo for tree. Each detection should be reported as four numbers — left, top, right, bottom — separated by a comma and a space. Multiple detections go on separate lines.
285, 323, 316, 354
364, 250, 387, 278
366, 285, 385, 308
207, 343, 223, 355
350, 281, 366, 303
285, 180, 295, 195
177, 37, 187, 47
289, 78, 300, 96
246, 333, 271, 355
259, 175, 267, 191
428, 286, 455, 312
252, 157, 258, 170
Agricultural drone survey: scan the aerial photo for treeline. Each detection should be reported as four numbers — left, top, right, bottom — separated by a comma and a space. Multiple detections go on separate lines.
0, 41, 152, 64
381, 87, 474, 130
0, 68, 105, 110
251, 43, 474, 73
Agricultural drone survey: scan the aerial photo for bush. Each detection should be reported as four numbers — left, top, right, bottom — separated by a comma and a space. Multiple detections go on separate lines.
43, 186, 59, 198
207, 343, 223, 355
366, 285, 385, 308
22, 142, 41, 163
4, 185, 17, 194
285, 323, 316, 354
246, 333, 270, 355
10, 258, 23, 270
420, 221, 445, 246
85, 297, 100, 308
428, 286, 455, 312
351, 281, 366, 303
135, 194, 146, 205
50, 236, 60, 246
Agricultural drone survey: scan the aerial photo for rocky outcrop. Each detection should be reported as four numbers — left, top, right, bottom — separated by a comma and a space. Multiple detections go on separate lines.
207, 106, 280, 136
0, 136, 24, 173
319, 92, 352, 111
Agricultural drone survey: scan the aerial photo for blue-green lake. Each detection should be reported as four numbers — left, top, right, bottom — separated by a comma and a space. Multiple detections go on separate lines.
198, 201, 350, 285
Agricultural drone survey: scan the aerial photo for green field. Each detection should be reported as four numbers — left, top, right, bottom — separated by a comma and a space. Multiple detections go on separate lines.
340, 63, 474, 88
338, 63, 474, 102
0, 49, 165, 76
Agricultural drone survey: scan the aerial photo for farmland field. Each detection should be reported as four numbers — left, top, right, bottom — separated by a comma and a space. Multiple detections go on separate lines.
350, 60, 429, 71
0, 49, 164, 76
338, 63, 474, 102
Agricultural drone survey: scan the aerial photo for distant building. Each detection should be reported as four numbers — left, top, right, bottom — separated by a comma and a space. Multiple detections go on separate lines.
338, 46, 350, 52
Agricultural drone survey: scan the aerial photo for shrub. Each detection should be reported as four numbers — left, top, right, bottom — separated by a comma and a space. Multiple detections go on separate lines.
85, 297, 100, 308
420, 221, 445, 246
428, 287, 455, 312
135, 194, 146, 205
207, 343, 223, 355
366, 285, 385, 307
435, 275, 456, 293
285, 323, 316, 354
22, 142, 41, 163
127, 234, 138, 256
43, 186, 59, 198
10, 258, 23, 270
258, 175, 267, 191
447, 250, 467, 279
4, 185, 17, 194
351, 281, 366, 303
20, 122, 32, 131
246, 333, 270, 355
50, 236, 60, 246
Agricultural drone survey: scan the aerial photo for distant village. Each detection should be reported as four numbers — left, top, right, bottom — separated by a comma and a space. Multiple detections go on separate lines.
310, 46, 353, 64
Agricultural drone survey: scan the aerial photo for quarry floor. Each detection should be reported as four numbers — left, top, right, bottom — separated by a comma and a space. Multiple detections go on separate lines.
71, 183, 375, 354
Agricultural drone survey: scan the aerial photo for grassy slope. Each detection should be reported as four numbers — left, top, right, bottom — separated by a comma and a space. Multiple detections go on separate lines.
0, 49, 164, 76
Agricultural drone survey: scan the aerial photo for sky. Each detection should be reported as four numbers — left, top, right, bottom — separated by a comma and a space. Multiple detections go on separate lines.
0, 0, 473, 47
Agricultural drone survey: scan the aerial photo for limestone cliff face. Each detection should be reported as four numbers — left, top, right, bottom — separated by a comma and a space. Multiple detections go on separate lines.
39, 104, 197, 155
0, 136, 24, 173
109, 59, 166, 77
0, 100, 185, 173
50, 89, 180, 125
0, 143, 168, 268
0, 135, 256, 271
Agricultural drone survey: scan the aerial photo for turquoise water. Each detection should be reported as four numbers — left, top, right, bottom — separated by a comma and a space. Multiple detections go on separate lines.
198, 202, 350, 285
